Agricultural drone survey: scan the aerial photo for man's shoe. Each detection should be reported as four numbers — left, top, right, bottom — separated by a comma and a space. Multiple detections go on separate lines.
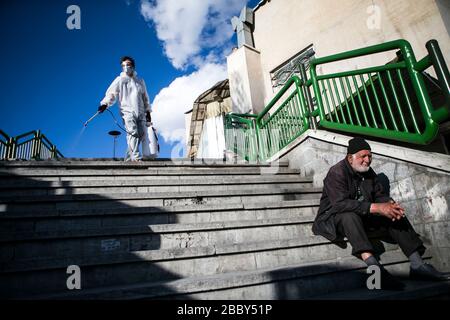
410, 263, 450, 281
379, 267, 405, 290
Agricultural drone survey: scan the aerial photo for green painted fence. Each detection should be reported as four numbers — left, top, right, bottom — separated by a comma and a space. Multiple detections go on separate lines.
0, 130, 63, 160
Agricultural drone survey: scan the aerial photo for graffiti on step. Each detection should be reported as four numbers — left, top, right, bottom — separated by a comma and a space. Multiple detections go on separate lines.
101, 239, 121, 252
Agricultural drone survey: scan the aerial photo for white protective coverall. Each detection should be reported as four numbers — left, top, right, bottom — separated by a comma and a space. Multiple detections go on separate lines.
100, 71, 152, 160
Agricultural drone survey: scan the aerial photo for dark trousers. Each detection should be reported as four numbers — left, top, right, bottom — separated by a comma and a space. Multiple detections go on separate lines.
334, 211, 426, 257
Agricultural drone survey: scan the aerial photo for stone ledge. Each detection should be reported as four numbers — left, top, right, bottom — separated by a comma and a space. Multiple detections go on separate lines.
267, 129, 450, 173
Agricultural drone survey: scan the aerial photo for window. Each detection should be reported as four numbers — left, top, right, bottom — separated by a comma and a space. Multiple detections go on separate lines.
270, 44, 315, 91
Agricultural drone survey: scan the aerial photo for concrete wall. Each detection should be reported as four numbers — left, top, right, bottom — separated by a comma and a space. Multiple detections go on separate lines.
280, 130, 450, 271
252, 0, 450, 104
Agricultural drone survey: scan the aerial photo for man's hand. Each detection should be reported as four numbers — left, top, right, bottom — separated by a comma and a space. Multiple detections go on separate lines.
370, 202, 405, 221
146, 111, 151, 123
98, 104, 107, 113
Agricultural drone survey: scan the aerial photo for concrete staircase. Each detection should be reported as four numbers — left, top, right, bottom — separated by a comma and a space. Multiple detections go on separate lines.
0, 159, 448, 300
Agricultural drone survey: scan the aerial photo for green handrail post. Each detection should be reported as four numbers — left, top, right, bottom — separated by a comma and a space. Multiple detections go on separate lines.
309, 60, 325, 126
295, 78, 310, 130
254, 118, 261, 162
33, 130, 42, 160
30, 133, 36, 160
299, 63, 317, 130
426, 40, 450, 106
51, 145, 57, 158
400, 39, 440, 144
8, 136, 16, 159
425, 39, 450, 123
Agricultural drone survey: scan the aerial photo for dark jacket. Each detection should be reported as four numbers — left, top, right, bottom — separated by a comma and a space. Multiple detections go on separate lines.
312, 158, 391, 241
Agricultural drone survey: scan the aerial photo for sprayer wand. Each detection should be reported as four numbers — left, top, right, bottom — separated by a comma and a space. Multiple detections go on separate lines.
83, 111, 100, 127
83, 108, 141, 138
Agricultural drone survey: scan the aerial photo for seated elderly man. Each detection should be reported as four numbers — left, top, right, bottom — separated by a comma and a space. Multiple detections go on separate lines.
312, 137, 449, 289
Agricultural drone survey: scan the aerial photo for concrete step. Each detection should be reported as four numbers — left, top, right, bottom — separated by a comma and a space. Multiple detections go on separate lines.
168, 254, 433, 300
0, 198, 320, 219
0, 186, 322, 202
0, 214, 318, 242
0, 234, 334, 272
0, 167, 299, 178
0, 200, 320, 233
13, 249, 422, 300
0, 159, 290, 168
0, 175, 311, 189
0, 216, 323, 261
0, 187, 322, 213
312, 279, 450, 300
0, 173, 300, 182
0, 232, 401, 273
0, 181, 313, 197
0, 236, 405, 299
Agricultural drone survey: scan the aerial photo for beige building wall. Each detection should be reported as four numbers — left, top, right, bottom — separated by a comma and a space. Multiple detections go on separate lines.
253, 0, 450, 104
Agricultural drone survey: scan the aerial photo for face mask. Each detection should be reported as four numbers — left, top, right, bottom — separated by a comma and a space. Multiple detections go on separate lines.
123, 65, 134, 75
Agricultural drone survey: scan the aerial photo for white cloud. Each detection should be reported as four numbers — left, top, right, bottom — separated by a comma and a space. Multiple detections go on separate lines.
140, 1, 250, 146
151, 63, 227, 144
140, 0, 247, 69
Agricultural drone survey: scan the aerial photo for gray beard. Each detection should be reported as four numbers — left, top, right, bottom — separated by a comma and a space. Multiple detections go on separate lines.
353, 164, 370, 173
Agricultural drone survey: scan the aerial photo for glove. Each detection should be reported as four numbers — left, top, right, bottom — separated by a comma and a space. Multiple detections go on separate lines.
146, 111, 152, 122
98, 104, 107, 113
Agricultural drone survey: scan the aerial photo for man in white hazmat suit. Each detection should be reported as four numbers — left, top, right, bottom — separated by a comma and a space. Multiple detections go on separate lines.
98, 56, 152, 161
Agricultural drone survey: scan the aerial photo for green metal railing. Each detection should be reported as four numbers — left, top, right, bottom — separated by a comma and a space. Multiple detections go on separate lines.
310, 39, 449, 145
224, 113, 259, 161
225, 39, 450, 161
225, 77, 310, 161
255, 76, 310, 161
0, 130, 63, 160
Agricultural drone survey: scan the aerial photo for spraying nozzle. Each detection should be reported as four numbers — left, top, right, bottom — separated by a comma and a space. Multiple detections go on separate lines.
84, 111, 101, 127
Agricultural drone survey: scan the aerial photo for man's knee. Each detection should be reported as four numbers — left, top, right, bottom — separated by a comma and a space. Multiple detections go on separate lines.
336, 211, 363, 224
137, 121, 148, 140
335, 211, 366, 235
124, 121, 138, 136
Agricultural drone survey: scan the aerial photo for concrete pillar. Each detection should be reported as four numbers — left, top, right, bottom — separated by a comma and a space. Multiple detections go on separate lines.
226, 45, 266, 115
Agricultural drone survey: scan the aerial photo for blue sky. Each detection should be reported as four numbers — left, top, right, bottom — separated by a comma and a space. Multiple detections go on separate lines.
0, 0, 259, 158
